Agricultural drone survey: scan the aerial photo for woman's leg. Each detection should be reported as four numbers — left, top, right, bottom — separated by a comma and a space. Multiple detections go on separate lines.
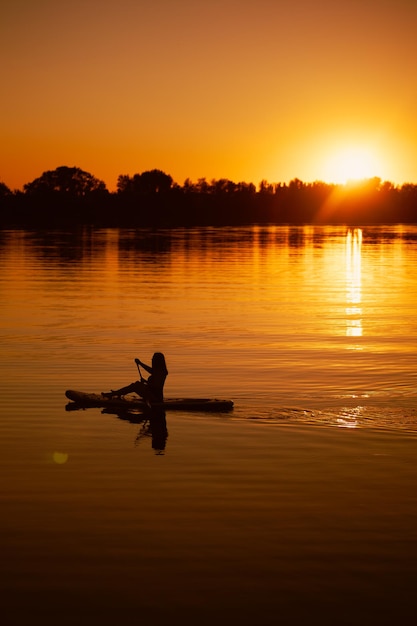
102, 380, 148, 399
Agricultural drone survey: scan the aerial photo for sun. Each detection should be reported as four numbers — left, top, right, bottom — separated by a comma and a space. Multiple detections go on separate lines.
322, 145, 382, 185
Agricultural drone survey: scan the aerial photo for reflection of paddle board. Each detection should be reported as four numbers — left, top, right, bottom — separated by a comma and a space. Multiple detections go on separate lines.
65, 390, 234, 412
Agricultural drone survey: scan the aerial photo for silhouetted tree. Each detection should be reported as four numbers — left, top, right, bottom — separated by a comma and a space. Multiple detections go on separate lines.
288, 178, 304, 191
211, 178, 238, 194
237, 181, 256, 195
195, 178, 210, 194
258, 179, 274, 194
117, 169, 173, 195
24, 166, 107, 197
140, 169, 172, 194
0, 182, 14, 225
18, 166, 109, 227
116, 174, 133, 194
0, 182, 12, 198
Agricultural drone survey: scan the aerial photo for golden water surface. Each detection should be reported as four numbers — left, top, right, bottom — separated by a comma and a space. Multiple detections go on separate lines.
1, 225, 417, 625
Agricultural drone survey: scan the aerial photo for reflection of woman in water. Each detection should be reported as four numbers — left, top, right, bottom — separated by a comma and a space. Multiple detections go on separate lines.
149, 407, 168, 455
101, 405, 169, 454
102, 352, 168, 403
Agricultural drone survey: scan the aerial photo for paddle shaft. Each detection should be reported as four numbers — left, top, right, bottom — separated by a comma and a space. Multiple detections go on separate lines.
135, 359, 145, 382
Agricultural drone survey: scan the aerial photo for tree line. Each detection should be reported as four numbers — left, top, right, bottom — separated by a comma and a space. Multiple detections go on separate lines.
1, 165, 416, 227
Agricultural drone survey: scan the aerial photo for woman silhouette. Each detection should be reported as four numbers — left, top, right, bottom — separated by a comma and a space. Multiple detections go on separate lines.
102, 352, 168, 404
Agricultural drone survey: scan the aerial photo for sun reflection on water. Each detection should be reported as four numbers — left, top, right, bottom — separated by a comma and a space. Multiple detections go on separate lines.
345, 228, 362, 338
336, 405, 367, 429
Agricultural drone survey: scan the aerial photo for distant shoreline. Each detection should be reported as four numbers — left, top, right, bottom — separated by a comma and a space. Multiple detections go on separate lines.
1, 166, 416, 227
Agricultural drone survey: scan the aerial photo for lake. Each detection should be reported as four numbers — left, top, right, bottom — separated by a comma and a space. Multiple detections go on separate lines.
1, 225, 417, 625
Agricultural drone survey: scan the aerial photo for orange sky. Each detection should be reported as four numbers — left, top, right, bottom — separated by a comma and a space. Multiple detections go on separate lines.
1, 0, 416, 191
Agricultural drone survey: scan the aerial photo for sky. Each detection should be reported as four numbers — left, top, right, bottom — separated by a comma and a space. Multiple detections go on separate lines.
1, 0, 417, 191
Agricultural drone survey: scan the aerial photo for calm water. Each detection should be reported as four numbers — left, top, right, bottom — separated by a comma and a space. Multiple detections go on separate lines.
1, 225, 417, 428
2, 225, 417, 625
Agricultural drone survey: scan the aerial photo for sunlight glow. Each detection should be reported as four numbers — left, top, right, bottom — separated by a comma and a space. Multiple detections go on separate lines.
323, 146, 383, 184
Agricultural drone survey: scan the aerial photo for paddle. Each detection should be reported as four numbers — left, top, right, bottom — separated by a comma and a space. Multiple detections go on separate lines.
135, 358, 153, 408
135, 358, 145, 382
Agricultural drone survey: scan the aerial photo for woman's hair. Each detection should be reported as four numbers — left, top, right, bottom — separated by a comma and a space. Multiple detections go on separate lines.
152, 352, 168, 375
